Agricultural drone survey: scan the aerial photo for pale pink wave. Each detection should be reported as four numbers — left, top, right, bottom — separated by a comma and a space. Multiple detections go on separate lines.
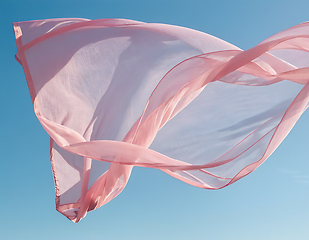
14, 19, 309, 222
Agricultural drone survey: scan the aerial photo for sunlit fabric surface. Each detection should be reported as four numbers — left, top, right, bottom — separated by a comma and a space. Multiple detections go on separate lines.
14, 18, 309, 222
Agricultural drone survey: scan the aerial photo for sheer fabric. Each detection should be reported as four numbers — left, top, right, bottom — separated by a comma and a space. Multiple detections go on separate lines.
14, 18, 309, 222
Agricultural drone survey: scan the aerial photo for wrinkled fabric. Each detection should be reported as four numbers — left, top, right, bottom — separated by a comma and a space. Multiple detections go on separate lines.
14, 18, 309, 222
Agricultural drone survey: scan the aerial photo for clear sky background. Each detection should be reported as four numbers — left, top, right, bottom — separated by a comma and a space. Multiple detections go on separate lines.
1, 0, 309, 239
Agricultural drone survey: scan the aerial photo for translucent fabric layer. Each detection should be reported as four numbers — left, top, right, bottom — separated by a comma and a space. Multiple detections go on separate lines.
14, 18, 309, 222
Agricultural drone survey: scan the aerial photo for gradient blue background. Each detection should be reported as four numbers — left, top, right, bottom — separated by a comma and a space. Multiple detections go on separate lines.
1, 1, 309, 239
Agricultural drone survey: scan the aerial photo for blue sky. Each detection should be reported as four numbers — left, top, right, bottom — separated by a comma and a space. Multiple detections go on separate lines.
1, 0, 309, 239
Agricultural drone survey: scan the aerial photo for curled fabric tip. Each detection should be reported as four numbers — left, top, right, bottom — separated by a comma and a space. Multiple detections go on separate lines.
14, 18, 309, 222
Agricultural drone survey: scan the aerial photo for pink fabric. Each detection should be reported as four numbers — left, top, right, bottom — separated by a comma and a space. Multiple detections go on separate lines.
14, 18, 309, 222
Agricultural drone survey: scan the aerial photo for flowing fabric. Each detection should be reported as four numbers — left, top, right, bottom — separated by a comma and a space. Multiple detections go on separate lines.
14, 18, 309, 222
